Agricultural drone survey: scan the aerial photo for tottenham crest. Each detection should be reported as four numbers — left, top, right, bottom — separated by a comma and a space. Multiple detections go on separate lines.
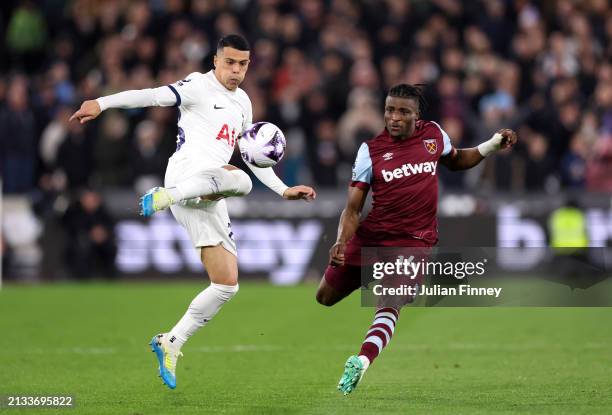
423, 139, 437, 154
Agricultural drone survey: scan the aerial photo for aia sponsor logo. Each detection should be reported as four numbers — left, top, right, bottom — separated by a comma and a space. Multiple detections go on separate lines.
423, 138, 437, 154
216, 123, 238, 147
381, 161, 438, 182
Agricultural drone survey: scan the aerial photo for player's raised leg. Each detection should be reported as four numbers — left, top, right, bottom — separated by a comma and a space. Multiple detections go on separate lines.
140, 165, 252, 216
316, 262, 394, 395
338, 307, 399, 395
151, 245, 239, 389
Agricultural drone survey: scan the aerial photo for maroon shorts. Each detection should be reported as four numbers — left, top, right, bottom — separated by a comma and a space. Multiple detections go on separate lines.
324, 263, 363, 294
323, 234, 433, 295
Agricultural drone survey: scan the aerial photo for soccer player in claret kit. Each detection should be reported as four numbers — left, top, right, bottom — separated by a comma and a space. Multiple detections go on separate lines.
315, 84, 517, 395
70, 34, 316, 389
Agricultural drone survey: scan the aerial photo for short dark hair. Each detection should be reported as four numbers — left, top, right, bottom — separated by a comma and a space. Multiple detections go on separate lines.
387, 83, 426, 112
217, 34, 250, 51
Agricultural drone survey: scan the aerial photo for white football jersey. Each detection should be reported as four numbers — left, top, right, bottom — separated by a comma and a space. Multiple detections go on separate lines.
167, 70, 252, 167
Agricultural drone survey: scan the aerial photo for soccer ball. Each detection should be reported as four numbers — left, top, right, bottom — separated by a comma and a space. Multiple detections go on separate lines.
239, 122, 286, 168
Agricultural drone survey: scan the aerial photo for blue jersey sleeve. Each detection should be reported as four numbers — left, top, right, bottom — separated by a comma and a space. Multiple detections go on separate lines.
432, 121, 453, 156
351, 143, 373, 185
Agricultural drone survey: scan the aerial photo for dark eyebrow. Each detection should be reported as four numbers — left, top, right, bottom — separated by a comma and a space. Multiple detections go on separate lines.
226, 58, 249, 64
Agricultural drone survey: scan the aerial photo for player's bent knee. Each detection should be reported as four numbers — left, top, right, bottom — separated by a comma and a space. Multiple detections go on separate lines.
208, 273, 238, 286
228, 169, 252, 196
315, 287, 337, 307
316, 275, 342, 306
210, 282, 239, 302
198, 167, 251, 198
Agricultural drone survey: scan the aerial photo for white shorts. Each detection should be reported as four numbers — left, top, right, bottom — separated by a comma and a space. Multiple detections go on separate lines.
164, 155, 237, 257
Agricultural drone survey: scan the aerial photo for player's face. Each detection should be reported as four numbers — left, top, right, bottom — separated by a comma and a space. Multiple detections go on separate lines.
384, 96, 420, 139
214, 47, 251, 91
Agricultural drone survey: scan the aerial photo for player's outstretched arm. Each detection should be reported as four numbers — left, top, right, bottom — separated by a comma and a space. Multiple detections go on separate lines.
440, 128, 517, 171
330, 186, 368, 267
245, 162, 316, 201
69, 86, 180, 124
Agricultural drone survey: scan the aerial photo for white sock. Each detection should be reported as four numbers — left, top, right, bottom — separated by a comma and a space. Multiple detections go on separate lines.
168, 168, 252, 202
358, 355, 370, 370
167, 282, 239, 349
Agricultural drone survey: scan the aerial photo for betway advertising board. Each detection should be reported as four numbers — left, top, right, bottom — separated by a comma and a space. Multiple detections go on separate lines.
111, 193, 612, 284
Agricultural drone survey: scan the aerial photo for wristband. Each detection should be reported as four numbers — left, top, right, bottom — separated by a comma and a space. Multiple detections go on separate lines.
477, 133, 503, 157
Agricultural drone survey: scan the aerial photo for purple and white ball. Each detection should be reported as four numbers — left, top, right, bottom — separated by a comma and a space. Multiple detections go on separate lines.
239, 122, 286, 168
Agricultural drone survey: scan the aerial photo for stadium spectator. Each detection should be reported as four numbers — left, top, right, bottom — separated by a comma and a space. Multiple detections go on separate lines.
586, 138, 612, 191
560, 133, 588, 189
131, 119, 167, 192
39, 106, 73, 171
523, 132, 556, 191
309, 118, 339, 188
0, 75, 37, 194
61, 188, 116, 279
337, 88, 384, 161
91, 110, 132, 188
5, 0, 47, 73
55, 117, 92, 191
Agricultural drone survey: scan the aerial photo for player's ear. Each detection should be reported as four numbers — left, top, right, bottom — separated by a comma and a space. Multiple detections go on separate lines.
213, 54, 217, 68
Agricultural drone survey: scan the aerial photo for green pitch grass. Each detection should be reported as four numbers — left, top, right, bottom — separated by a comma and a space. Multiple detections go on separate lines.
1, 282, 611, 414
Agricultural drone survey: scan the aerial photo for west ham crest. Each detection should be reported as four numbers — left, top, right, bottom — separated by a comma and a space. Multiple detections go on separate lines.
423, 139, 437, 154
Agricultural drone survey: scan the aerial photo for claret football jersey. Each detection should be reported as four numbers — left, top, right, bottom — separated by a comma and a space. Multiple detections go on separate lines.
350, 120, 453, 246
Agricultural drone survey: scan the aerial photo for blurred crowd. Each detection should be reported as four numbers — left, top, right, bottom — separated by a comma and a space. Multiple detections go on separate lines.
1, 0, 611, 197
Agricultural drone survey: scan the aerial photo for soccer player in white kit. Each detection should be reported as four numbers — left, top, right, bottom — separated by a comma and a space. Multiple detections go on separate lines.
70, 35, 316, 389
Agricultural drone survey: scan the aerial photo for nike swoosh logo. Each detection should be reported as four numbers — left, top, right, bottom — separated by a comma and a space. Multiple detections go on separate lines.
214, 104, 225, 109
